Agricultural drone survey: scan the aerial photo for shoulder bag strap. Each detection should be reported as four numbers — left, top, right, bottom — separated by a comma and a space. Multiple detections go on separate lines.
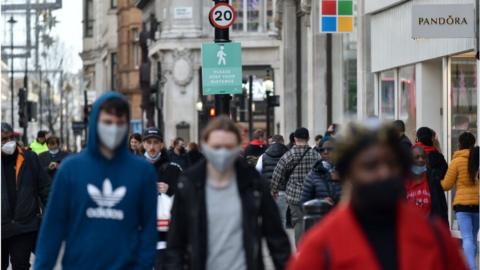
285, 148, 311, 181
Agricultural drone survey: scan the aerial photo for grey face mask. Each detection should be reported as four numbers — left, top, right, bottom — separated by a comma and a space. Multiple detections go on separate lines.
97, 122, 128, 150
411, 165, 427, 176
202, 145, 241, 173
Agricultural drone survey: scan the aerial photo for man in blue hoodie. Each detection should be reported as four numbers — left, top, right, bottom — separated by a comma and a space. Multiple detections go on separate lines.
34, 92, 158, 270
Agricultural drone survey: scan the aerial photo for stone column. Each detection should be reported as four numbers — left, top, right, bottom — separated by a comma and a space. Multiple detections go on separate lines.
280, 0, 298, 137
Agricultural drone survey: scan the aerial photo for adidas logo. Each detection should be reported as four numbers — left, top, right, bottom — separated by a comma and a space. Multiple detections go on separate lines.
86, 178, 126, 220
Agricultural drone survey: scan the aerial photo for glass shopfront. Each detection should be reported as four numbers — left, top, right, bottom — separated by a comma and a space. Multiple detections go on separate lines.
447, 54, 477, 231
398, 66, 416, 141
450, 56, 477, 154
380, 70, 395, 120
378, 66, 416, 141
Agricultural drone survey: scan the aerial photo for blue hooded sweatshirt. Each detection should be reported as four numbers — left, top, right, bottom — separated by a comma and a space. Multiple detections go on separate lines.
34, 92, 158, 270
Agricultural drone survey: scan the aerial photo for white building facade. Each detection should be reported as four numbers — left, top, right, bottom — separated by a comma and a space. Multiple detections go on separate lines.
137, 0, 283, 143
80, 0, 119, 97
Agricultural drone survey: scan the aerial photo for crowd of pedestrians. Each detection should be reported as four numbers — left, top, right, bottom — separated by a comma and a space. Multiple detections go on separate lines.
0, 91, 477, 270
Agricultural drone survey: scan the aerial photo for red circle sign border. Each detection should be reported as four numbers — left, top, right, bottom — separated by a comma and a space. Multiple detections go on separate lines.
209, 3, 237, 30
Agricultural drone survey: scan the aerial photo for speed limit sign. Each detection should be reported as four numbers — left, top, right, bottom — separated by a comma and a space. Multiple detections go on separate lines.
209, 3, 237, 29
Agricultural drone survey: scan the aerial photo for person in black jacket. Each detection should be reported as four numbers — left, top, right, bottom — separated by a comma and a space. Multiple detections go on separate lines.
142, 127, 182, 270
256, 134, 288, 184
255, 134, 289, 227
301, 138, 342, 207
404, 146, 448, 224
167, 137, 189, 170
38, 136, 69, 180
166, 116, 291, 270
393, 120, 412, 155
1, 122, 51, 270
186, 142, 204, 166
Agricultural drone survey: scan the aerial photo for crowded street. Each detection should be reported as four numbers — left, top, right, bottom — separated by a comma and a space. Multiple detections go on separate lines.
1, 0, 480, 269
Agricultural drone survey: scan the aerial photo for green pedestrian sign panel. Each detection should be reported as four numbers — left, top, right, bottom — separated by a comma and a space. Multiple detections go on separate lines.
201, 42, 242, 95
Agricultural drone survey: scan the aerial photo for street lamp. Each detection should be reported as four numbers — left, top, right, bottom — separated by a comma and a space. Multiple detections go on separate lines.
8, 16, 17, 129
196, 100, 204, 112
263, 69, 274, 138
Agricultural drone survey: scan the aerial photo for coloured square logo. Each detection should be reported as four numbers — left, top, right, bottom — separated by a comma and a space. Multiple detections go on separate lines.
338, 16, 353, 32
338, 0, 353, 16
322, 0, 336, 15
322, 17, 337, 32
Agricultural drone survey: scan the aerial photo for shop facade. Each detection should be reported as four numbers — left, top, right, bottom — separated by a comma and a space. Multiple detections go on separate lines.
358, 0, 478, 231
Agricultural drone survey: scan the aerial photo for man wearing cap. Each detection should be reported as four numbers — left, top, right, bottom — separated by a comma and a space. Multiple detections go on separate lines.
142, 127, 182, 270
1, 123, 51, 269
271, 127, 321, 243
29, 130, 49, 155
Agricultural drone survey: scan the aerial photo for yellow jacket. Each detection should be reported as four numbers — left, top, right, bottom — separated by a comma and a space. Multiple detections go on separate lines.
29, 140, 48, 155
441, 149, 479, 206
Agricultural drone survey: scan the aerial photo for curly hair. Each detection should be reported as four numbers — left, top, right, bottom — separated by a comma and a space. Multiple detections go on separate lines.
332, 122, 412, 180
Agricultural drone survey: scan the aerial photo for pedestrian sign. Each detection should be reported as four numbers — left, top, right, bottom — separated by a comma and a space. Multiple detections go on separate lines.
201, 42, 242, 95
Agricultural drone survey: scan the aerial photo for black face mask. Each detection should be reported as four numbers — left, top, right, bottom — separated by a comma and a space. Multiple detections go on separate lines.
351, 177, 404, 214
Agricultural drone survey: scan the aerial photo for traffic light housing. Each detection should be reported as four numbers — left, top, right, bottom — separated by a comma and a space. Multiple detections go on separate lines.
27, 101, 37, 122
17, 88, 27, 128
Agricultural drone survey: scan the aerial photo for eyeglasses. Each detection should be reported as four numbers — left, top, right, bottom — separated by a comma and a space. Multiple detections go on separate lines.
319, 147, 334, 153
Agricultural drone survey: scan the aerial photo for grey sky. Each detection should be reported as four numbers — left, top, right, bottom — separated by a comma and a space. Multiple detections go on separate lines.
52, 0, 82, 72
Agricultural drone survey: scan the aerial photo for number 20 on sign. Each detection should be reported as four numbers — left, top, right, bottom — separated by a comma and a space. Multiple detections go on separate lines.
209, 3, 237, 29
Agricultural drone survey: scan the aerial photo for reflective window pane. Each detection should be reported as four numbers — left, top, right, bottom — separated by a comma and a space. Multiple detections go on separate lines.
380, 70, 395, 120
232, 0, 244, 31
451, 58, 477, 154
247, 0, 260, 31
398, 65, 416, 141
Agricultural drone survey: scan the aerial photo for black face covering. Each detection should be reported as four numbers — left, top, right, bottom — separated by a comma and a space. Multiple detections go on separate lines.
351, 177, 403, 270
351, 177, 404, 215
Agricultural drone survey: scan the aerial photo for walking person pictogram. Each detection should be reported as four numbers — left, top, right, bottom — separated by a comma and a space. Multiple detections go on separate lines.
217, 45, 227, 65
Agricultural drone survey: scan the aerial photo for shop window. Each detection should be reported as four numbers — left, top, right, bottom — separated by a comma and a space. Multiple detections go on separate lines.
380, 70, 395, 120
450, 57, 477, 154
398, 65, 416, 141
448, 56, 477, 231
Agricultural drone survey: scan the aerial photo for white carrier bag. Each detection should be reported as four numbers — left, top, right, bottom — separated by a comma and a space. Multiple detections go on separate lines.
157, 193, 173, 232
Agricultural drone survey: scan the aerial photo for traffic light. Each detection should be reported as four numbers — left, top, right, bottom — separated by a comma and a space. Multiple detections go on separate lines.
208, 107, 216, 118
83, 104, 92, 124
27, 101, 37, 122
17, 88, 27, 128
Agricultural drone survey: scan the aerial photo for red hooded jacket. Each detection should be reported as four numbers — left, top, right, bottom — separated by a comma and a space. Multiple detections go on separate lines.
288, 202, 467, 270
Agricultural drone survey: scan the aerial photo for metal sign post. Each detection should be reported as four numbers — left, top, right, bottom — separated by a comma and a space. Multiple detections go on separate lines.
207, 0, 238, 116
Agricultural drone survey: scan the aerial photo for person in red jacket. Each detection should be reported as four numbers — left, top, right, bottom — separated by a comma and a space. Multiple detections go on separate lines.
289, 122, 467, 270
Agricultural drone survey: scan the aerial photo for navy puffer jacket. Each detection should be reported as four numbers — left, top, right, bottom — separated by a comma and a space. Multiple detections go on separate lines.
300, 160, 342, 206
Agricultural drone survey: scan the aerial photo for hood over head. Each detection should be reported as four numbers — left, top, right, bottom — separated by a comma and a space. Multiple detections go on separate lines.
87, 91, 130, 158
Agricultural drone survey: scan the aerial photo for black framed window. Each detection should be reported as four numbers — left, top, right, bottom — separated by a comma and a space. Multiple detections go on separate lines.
84, 0, 94, 37
111, 52, 118, 90
111, 0, 117, 9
